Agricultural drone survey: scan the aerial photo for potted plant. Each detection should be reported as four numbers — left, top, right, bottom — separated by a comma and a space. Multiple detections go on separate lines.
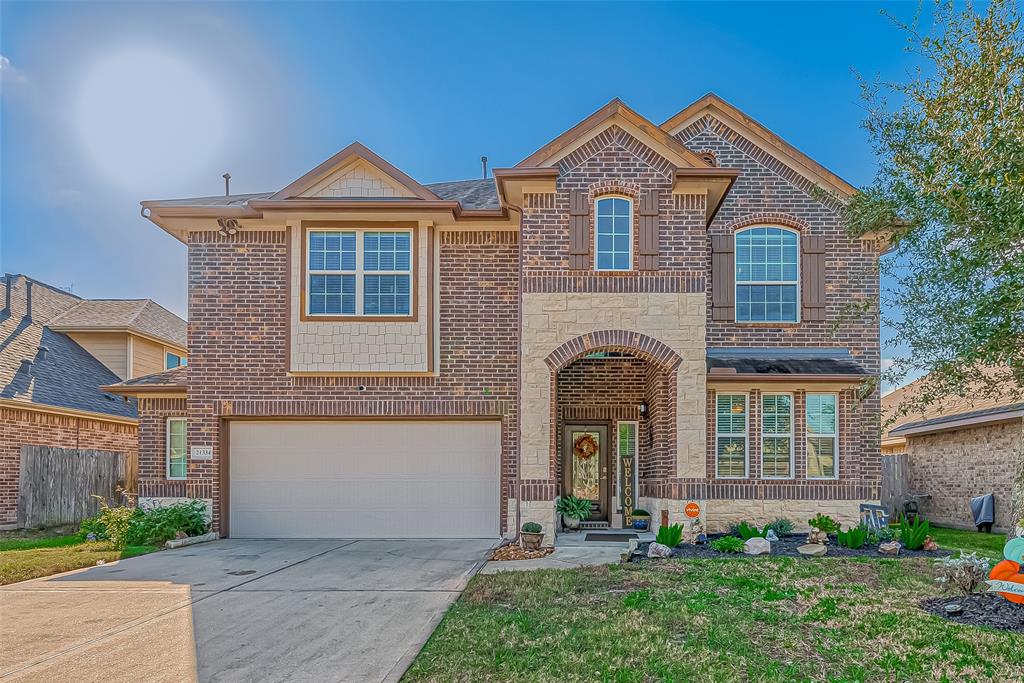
520, 522, 544, 550
556, 495, 592, 531
630, 508, 651, 531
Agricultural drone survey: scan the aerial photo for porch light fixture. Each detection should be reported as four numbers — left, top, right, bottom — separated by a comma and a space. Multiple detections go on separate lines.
217, 218, 239, 237
639, 401, 649, 418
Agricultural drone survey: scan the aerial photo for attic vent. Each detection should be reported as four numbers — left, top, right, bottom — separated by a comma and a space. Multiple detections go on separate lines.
19, 359, 33, 374
699, 150, 717, 166
35, 345, 48, 362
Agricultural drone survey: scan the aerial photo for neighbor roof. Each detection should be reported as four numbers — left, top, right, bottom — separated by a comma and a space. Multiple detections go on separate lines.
48, 298, 187, 349
888, 402, 1024, 438
707, 347, 866, 377
0, 275, 137, 420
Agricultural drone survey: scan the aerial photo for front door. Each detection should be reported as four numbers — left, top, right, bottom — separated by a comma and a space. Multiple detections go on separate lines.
562, 424, 609, 521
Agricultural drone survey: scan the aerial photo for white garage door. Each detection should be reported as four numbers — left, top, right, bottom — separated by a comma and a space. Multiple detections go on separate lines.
229, 420, 501, 539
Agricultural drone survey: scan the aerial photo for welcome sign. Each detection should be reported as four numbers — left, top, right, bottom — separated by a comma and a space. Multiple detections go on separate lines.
988, 537, 1024, 605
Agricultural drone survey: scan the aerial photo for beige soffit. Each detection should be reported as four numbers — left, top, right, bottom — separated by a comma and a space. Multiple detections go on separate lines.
660, 92, 858, 199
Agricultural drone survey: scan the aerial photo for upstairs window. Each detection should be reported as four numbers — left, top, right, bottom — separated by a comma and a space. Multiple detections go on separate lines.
735, 226, 799, 322
165, 352, 185, 370
306, 230, 412, 317
595, 197, 632, 271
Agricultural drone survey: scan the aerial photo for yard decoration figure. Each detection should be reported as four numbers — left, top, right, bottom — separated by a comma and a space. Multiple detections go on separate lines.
987, 537, 1024, 604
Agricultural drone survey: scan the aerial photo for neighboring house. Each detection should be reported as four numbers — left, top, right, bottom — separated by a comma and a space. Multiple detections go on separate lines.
882, 379, 1022, 531
0, 274, 187, 528
107, 94, 883, 542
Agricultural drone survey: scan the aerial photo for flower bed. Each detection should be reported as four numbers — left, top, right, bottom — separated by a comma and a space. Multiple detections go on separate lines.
920, 593, 1024, 632
628, 533, 952, 562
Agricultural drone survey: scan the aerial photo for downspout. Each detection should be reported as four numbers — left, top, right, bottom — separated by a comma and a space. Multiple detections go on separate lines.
505, 200, 525, 544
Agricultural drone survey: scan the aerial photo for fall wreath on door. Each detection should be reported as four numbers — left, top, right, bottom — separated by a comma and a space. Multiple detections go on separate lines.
573, 433, 599, 460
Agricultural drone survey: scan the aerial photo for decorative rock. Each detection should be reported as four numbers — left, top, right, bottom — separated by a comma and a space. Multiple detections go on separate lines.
682, 521, 706, 545
765, 529, 780, 542
923, 536, 939, 552
744, 537, 771, 555
627, 539, 639, 555
806, 529, 829, 545
944, 603, 963, 615
879, 541, 902, 556
647, 542, 672, 558
797, 543, 827, 557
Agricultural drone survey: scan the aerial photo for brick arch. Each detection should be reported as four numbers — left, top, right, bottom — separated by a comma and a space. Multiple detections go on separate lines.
726, 212, 809, 233
544, 330, 683, 372
588, 181, 642, 201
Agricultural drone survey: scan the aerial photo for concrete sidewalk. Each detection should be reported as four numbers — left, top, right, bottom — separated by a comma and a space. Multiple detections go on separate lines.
1, 538, 494, 682
480, 530, 652, 573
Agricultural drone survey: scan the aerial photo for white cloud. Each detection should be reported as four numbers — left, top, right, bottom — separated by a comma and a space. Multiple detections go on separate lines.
0, 55, 29, 85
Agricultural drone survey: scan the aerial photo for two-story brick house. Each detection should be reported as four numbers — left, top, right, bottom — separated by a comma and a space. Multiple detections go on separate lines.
107, 94, 881, 542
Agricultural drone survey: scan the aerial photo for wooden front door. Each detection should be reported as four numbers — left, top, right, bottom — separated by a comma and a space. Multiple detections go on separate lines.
562, 424, 610, 521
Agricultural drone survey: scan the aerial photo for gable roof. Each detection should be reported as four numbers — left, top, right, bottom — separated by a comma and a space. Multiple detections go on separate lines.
104, 365, 188, 396
48, 298, 187, 349
0, 275, 137, 420
271, 142, 440, 201
660, 93, 858, 198
518, 98, 714, 170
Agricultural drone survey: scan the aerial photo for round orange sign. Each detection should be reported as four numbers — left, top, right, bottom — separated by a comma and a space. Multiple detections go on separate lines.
684, 502, 701, 518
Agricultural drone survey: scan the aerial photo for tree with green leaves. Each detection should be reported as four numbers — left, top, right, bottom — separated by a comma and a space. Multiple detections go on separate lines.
844, 0, 1023, 537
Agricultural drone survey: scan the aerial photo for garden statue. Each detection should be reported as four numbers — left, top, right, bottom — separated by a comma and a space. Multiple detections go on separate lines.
987, 537, 1024, 604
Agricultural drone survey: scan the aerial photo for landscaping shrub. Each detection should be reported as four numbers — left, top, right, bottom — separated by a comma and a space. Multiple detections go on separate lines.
125, 501, 208, 546
866, 525, 895, 544
521, 522, 542, 534
710, 536, 746, 553
655, 523, 683, 548
899, 515, 931, 551
765, 518, 795, 536
808, 514, 840, 534
78, 514, 109, 541
836, 524, 869, 549
934, 552, 991, 595
88, 496, 143, 548
733, 521, 767, 540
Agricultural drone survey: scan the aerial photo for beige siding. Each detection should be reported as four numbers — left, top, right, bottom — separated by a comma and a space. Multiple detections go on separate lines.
67, 332, 128, 380
131, 336, 166, 378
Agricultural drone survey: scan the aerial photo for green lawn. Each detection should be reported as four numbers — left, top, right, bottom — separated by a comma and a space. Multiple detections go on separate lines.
0, 530, 155, 585
405, 527, 1022, 682
928, 526, 1008, 560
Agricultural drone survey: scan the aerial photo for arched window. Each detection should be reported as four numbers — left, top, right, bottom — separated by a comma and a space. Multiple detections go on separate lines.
594, 196, 632, 271
735, 226, 799, 322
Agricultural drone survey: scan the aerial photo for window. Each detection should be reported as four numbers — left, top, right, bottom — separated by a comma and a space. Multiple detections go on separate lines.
761, 393, 793, 478
166, 418, 187, 480
806, 393, 838, 479
306, 230, 412, 317
595, 197, 632, 271
716, 394, 748, 478
735, 226, 799, 322
616, 421, 638, 512
165, 353, 184, 370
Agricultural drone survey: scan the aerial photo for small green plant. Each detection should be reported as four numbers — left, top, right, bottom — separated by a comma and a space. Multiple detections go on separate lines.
733, 521, 767, 540
836, 524, 869, 550
556, 495, 592, 521
630, 508, 650, 517
898, 515, 931, 551
711, 536, 746, 553
622, 589, 652, 608
521, 522, 542, 534
808, 514, 840, 534
78, 514, 109, 541
91, 495, 142, 548
655, 523, 684, 548
765, 518, 795, 536
124, 500, 208, 546
866, 525, 895, 544
934, 552, 991, 596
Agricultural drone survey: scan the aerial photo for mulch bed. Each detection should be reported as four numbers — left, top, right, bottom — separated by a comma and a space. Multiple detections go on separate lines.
921, 593, 1024, 632
628, 533, 952, 562
491, 544, 555, 561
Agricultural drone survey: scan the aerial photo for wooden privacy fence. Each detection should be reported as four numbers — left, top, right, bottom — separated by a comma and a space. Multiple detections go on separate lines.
17, 445, 137, 529
880, 453, 909, 518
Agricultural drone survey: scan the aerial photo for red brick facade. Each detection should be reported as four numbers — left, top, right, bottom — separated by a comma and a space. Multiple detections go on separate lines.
0, 406, 137, 526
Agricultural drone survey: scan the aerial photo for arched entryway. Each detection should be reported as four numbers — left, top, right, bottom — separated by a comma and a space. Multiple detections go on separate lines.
544, 331, 681, 528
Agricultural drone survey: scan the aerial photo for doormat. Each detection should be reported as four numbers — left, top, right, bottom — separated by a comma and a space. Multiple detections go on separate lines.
585, 533, 638, 542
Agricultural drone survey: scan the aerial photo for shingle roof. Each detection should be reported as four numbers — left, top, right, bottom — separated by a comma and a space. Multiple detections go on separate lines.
888, 401, 1024, 437
0, 275, 137, 419
707, 347, 866, 376
424, 179, 500, 210
106, 365, 188, 390
148, 192, 275, 208
48, 298, 186, 348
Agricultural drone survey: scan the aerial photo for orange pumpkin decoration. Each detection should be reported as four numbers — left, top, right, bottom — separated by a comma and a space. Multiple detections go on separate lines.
988, 560, 1024, 604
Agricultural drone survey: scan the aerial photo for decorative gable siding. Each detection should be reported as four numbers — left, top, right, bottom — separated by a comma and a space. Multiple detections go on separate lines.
301, 160, 416, 198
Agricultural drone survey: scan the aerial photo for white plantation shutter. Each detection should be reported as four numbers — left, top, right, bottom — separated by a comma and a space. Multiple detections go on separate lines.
716, 394, 748, 478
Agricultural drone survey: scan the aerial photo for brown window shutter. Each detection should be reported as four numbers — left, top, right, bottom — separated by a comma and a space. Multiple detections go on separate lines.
711, 234, 735, 321
801, 235, 827, 322
638, 190, 661, 271
568, 190, 589, 270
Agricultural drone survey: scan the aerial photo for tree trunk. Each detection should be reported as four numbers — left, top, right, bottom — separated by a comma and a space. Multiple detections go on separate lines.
1010, 418, 1024, 540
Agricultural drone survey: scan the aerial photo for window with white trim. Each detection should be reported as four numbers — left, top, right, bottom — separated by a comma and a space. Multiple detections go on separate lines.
595, 197, 632, 271
735, 226, 799, 322
166, 418, 187, 480
806, 393, 839, 479
716, 393, 748, 478
761, 393, 793, 478
616, 421, 638, 511
307, 230, 412, 316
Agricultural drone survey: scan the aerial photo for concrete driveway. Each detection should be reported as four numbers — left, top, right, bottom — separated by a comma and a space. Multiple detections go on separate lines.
0, 538, 495, 682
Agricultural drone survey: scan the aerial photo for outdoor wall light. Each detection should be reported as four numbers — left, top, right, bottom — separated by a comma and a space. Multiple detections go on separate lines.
639, 401, 649, 418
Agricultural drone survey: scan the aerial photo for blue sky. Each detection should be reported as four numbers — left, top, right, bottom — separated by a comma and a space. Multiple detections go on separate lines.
1, 1, 929, 389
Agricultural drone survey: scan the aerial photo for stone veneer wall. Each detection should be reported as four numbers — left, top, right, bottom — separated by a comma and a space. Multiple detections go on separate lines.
639, 496, 867, 535
0, 405, 138, 527
905, 420, 1021, 531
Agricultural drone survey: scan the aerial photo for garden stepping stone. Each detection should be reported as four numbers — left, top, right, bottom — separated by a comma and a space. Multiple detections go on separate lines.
744, 537, 771, 555
798, 543, 827, 557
